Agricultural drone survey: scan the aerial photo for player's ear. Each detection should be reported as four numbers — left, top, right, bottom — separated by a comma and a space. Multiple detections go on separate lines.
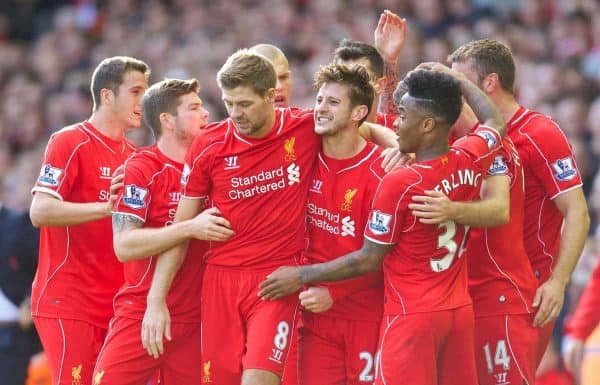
482, 73, 500, 94
421, 116, 436, 134
265, 88, 277, 104
351, 104, 369, 123
159, 112, 174, 132
100, 88, 114, 108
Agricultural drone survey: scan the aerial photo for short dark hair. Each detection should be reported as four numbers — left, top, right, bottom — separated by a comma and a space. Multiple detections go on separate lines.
314, 63, 374, 126
217, 49, 276, 96
142, 78, 199, 137
448, 39, 516, 93
91, 56, 150, 111
333, 39, 384, 79
395, 70, 463, 126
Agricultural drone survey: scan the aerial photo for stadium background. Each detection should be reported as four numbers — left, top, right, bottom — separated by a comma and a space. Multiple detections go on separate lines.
0, 0, 599, 384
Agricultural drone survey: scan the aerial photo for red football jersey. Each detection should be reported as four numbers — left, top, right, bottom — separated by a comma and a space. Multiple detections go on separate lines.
364, 126, 501, 315
182, 108, 319, 270
466, 137, 538, 317
112, 145, 206, 323
376, 112, 397, 129
507, 107, 583, 282
305, 142, 385, 321
31, 121, 135, 328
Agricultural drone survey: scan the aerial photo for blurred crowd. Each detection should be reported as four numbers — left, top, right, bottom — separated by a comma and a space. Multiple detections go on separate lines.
0, 0, 599, 382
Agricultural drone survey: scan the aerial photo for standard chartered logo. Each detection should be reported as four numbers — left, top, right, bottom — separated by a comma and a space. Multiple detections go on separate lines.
287, 163, 300, 185
341, 216, 355, 237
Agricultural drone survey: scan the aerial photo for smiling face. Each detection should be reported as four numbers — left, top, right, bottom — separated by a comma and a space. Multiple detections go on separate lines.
173, 92, 209, 146
110, 70, 149, 128
314, 82, 356, 136
222, 85, 275, 138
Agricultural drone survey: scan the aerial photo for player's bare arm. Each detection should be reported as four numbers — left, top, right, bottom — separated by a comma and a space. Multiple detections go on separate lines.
142, 197, 207, 358
30, 191, 114, 227
112, 207, 233, 262
374, 10, 406, 114
409, 175, 510, 226
533, 187, 590, 327
359, 121, 399, 148
259, 239, 390, 300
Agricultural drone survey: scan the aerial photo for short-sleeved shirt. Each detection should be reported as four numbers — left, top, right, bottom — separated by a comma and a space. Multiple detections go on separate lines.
112, 145, 206, 323
364, 126, 501, 315
305, 142, 385, 321
31, 121, 135, 328
183, 108, 319, 270
465, 136, 538, 317
507, 107, 583, 282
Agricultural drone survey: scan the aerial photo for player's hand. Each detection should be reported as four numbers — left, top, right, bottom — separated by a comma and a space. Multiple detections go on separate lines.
299, 287, 334, 313
374, 10, 407, 63
380, 148, 412, 173
408, 190, 456, 224
415, 62, 468, 82
562, 334, 585, 376
532, 277, 566, 327
110, 165, 125, 198
190, 207, 235, 241
259, 266, 303, 300
141, 298, 172, 359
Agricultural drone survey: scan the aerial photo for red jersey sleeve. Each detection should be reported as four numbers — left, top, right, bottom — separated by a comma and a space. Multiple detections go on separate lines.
521, 117, 582, 199
32, 128, 83, 200
452, 124, 502, 172
114, 156, 151, 223
364, 171, 413, 244
564, 261, 600, 340
486, 143, 513, 180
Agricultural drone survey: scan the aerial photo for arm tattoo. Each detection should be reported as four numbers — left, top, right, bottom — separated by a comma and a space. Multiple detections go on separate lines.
380, 60, 400, 115
112, 213, 144, 233
300, 242, 390, 284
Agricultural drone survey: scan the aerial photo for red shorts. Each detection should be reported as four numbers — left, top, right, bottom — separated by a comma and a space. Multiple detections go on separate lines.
281, 311, 300, 385
298, 312, 380, 385
375, 305, 477, 385
474, 313, 539, 385
92, 316, 201, 385
33, 316, 107, 385
201, 265, 300, 385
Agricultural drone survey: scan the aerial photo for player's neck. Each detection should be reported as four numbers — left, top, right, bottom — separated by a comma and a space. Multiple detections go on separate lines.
245, 109, 276, 139
157, 135, 187, 164
322, 127, 366, 159
491, 92, 520, 124
415, 140, 449, 162
88, 110, 128, 141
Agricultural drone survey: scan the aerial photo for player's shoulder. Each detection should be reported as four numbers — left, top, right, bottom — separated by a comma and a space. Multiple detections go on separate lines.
48, 122, 89, 145
515, 109, 562, 137
381, 164, 422, 190
366, 145, 386, 179
189, 120, 230, 152
123, 147, 163, 179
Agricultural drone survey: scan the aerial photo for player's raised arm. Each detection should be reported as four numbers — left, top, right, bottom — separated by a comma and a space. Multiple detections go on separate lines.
374, 10, 406, 115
